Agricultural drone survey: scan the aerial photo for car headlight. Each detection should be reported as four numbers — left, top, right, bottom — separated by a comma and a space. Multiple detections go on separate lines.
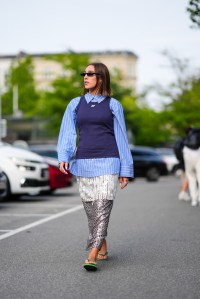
9, 157, 36, 171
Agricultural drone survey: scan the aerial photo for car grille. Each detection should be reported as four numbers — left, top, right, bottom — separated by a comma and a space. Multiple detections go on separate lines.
20, 179, 49, 187
41, 168, 49, 178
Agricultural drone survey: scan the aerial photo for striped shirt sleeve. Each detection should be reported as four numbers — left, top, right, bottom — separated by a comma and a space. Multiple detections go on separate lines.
110, 98, 134, 178
57, 97, 80, 162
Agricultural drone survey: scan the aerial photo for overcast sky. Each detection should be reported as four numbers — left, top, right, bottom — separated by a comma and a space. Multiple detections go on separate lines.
0, 0, 199, 107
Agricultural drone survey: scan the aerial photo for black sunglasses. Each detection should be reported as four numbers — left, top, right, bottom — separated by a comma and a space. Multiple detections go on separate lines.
80, 72, 100, 77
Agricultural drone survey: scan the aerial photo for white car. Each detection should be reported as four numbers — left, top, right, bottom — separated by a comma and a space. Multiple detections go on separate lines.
0, 142, 50, 197
155, 148, 179, 173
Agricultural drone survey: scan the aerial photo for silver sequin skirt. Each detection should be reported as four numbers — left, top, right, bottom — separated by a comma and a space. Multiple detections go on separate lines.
76, 174, 118, 202
83, 199, 113, 250
77, 174, 118, 250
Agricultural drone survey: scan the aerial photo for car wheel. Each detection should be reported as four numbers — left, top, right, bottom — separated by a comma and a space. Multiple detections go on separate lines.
1, 173, 11, 199
40, 189, 55, 195
146, 167, 160, 182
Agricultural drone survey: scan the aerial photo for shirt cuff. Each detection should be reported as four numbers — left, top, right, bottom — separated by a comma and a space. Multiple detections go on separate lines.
119, 164, 134, 178
58, 151, 72, 163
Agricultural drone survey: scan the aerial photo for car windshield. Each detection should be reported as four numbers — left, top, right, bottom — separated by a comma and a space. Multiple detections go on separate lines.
30, 145, 57, 159
36, 151, 57, 159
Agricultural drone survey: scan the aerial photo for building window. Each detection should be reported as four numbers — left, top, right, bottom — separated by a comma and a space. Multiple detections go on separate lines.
43, 68, 53, 80
127, 63, 134, 77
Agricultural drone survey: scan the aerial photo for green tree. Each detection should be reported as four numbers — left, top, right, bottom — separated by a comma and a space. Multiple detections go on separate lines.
35, 52, 90, 135
2, 55, 38, 116
187, 0, 200, 28
121, 96, 172, 146
165, 77, 200, 135
149, 51, 200, 139
36, 53, 138, 136
110, 68, 135, 100
108, 67, 171, 146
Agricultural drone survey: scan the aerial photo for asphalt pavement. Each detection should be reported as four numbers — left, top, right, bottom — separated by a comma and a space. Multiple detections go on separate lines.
0, 176, 200, 299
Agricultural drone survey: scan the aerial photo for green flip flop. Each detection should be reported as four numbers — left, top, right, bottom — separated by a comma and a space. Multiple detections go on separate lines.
83, 260, 98, 271
97, 251, 108, 261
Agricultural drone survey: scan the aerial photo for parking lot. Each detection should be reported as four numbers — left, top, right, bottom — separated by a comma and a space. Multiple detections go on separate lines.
0, 185, 81, 240
0, 177, 200, 299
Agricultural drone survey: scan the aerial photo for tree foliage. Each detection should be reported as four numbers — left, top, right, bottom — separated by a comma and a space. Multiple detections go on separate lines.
35, 52, 90, 135
187, 0, 200, 28
150, 51, 200, 139
36, 54, 138, 136
164, 77, 200, 135
2, 51, 200, 147
2, 56, 38, 116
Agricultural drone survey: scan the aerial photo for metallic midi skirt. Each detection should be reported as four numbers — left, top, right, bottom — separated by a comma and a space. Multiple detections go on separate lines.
77, 175, 118, 250
83, 199, 113, 250
77, 174, 118, 202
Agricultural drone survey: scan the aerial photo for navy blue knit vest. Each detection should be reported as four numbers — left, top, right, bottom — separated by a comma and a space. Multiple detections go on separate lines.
75, 96, 119, 159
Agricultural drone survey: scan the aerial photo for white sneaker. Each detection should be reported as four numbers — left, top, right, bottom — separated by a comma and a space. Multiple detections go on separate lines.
191, 201, 198, 207
178, 191, 190, 201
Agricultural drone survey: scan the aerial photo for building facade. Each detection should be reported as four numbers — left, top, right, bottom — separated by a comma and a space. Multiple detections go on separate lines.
0, 50, 138, 142
0, 50, 138, 93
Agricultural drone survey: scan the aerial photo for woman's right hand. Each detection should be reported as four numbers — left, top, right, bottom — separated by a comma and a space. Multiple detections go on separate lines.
59, 162, 69, 174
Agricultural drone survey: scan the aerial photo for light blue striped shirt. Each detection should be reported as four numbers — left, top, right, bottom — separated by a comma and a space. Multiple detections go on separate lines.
57, 93, 134, 178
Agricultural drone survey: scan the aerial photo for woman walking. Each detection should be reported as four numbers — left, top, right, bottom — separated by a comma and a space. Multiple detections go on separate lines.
57, 62, 133, 271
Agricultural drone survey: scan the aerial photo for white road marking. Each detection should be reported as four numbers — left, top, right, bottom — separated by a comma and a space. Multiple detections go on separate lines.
0, 214, 53, 217
0, 205, 83, 241
0, 204, 76, 208
0, 230, 13, 232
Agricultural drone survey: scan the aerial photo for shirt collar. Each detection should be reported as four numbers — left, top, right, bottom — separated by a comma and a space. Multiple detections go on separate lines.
84, 93, 106, 104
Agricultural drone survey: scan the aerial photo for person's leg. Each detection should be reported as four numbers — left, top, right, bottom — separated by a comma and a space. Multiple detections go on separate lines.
178, 172, 190, 201
184, 152, 198, 206
77, 177, 97, 255
82, 201, 99, 267
82, 201, 95, 251
195, 154, 200, 204
87, 248, 99, 262
99, 239, 107, 254
182, 176, 188, 191
83, 199, 113, 263
80, 175, 117, 270
97, 239, 109, 260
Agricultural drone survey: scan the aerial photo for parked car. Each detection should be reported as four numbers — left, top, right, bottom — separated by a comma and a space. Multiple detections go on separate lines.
0, 142, 50, 197
41, 156, 73, 193
29, 144, 58, 159
0, 167, 8, 199
155, 147, 179, 173
29, 144, 74, 192
131, 146, 168, 181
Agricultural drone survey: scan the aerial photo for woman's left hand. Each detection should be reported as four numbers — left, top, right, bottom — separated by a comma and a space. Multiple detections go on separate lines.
119, 177, 129, 189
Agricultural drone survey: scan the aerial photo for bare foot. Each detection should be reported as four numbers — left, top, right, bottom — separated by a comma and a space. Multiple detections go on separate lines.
97, 251, 108, 260
84, 259, 97, 265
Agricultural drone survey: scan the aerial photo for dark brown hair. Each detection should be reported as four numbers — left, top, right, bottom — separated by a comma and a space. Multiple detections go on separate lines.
83, 62, 112, 96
